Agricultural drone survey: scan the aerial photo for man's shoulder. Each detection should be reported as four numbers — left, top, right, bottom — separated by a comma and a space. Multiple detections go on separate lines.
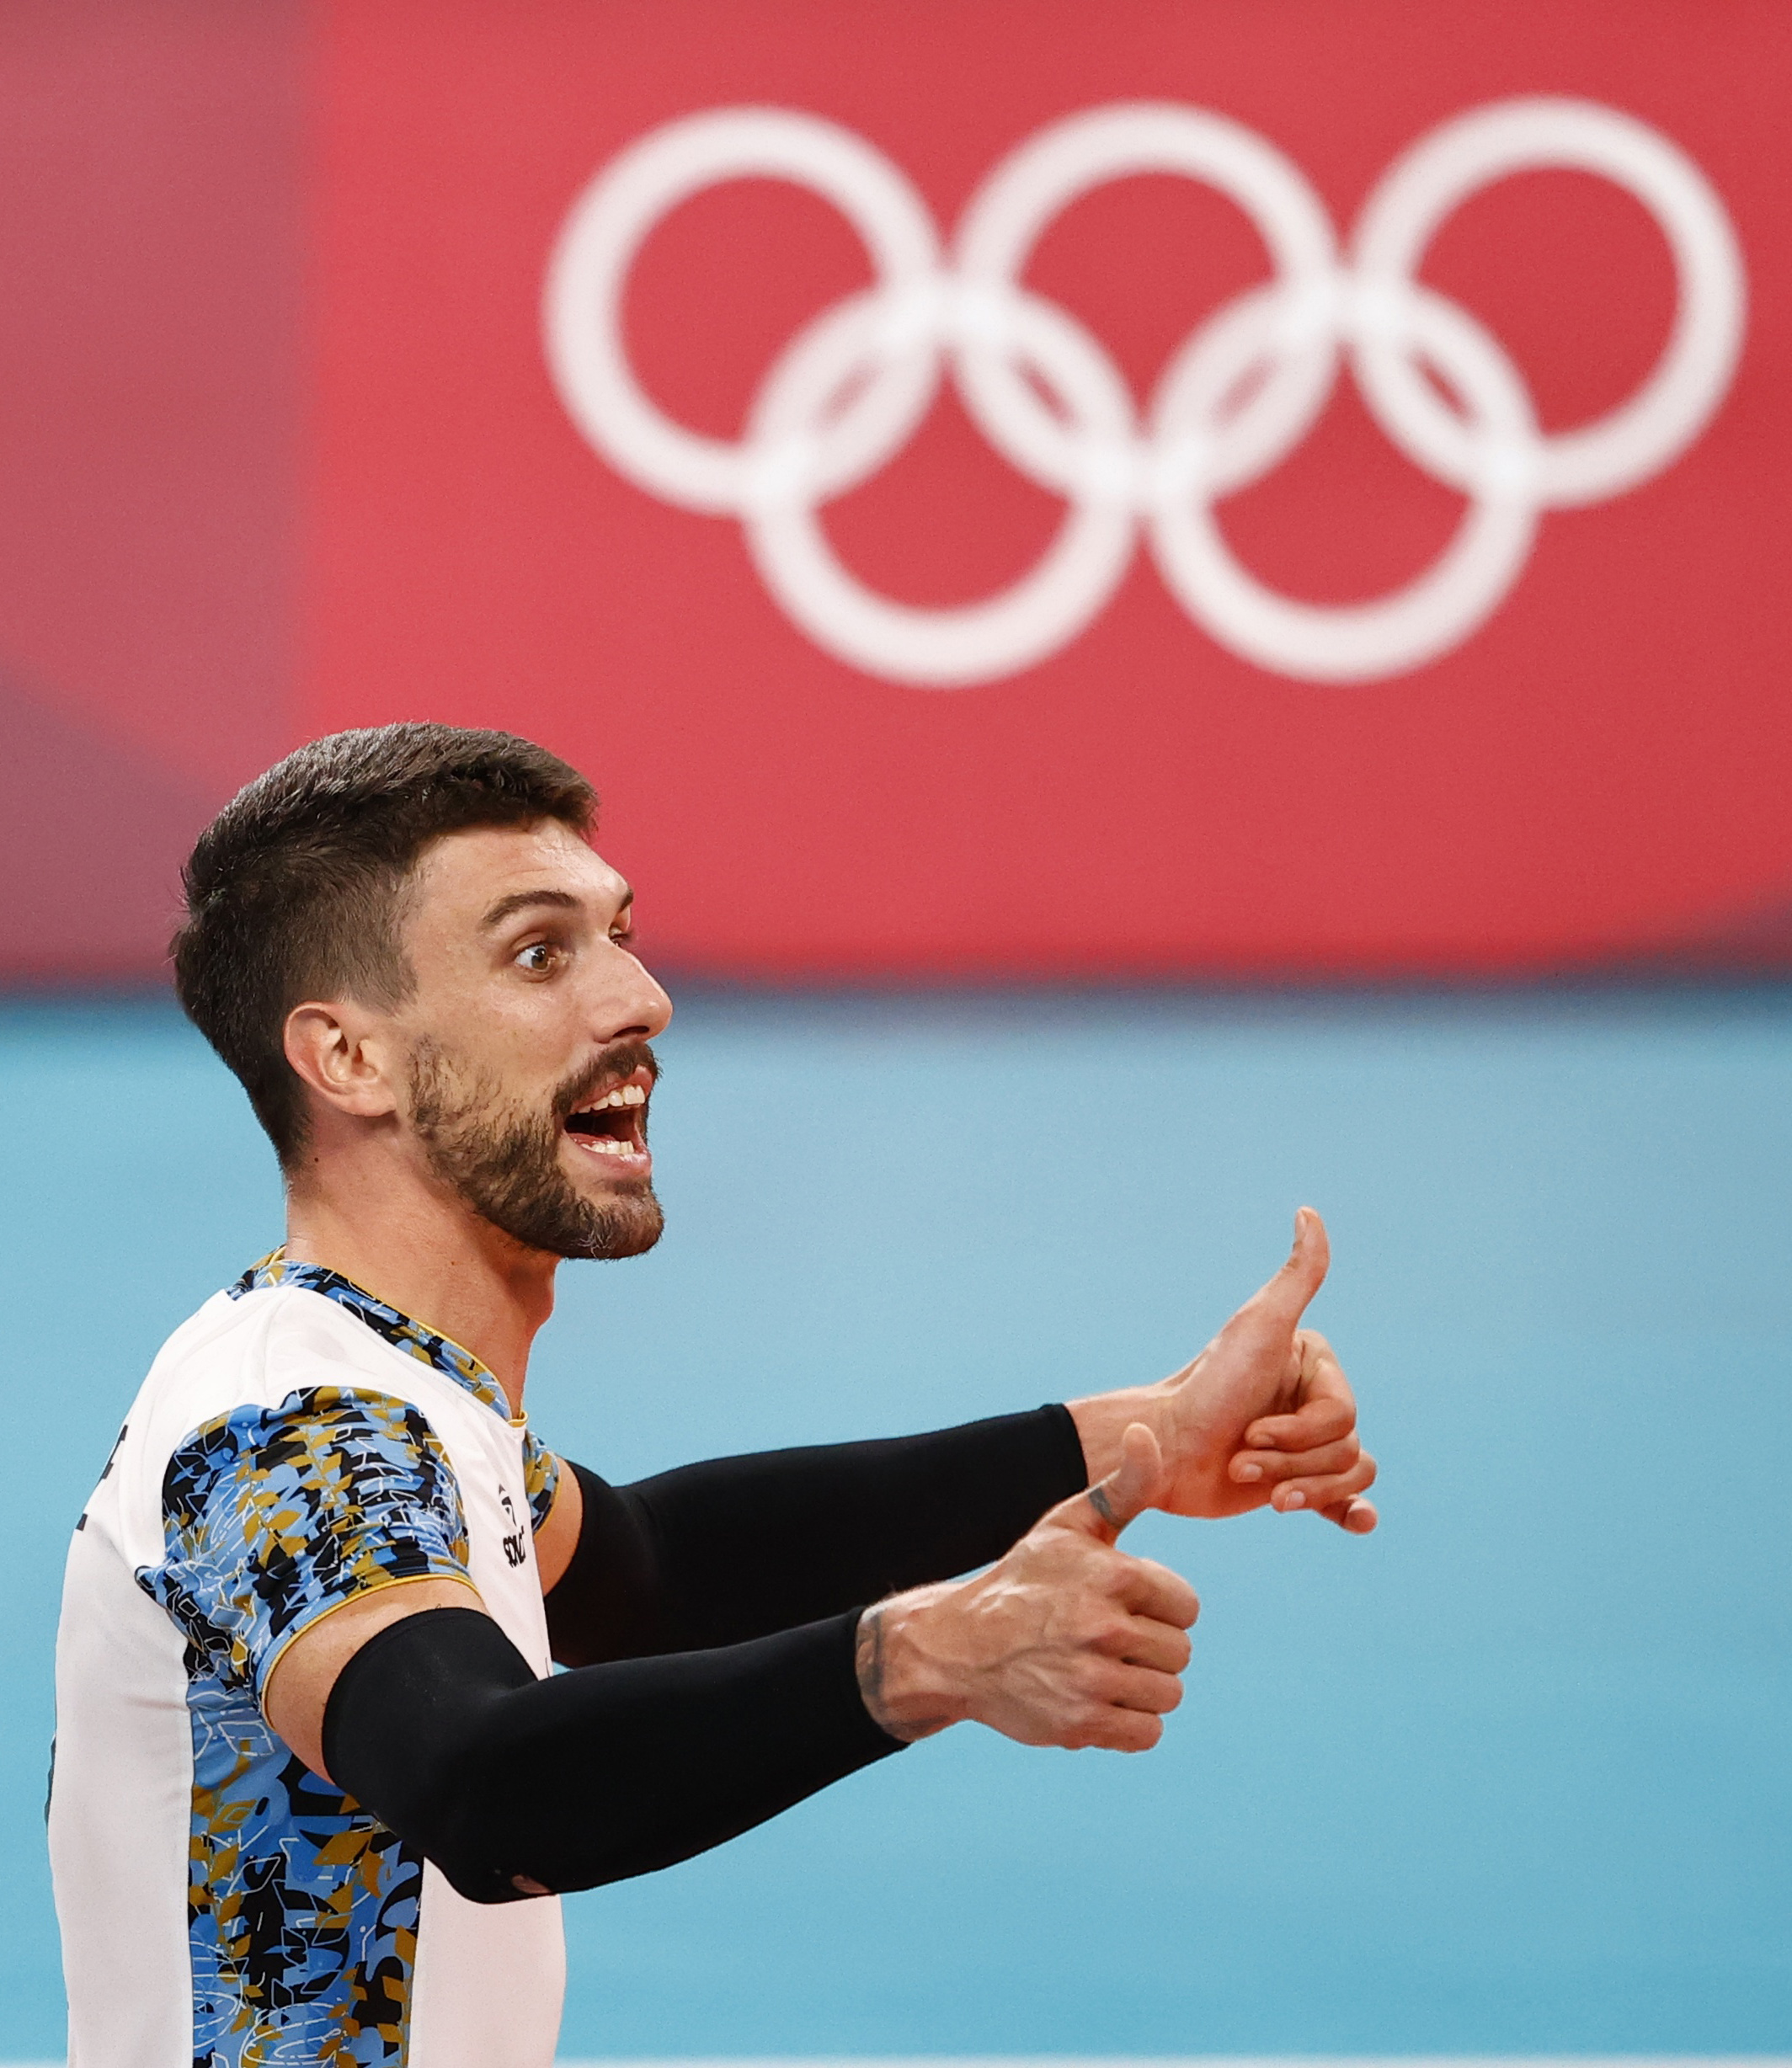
150, 1271, 382, 1397
126, 1272, 432, 1479
88, 1272, 465, 1572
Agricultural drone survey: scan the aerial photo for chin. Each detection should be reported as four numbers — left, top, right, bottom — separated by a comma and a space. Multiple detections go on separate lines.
476, 1170, 664, 1264
562, 1181, 664, 1261
595, 1192, 664, 1259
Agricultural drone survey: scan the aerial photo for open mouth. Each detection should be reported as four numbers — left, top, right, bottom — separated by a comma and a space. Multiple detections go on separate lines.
563, 1071, 651, 1164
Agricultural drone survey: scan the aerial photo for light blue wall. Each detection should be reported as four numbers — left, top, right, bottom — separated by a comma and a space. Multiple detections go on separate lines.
3, 989, 1788, 2058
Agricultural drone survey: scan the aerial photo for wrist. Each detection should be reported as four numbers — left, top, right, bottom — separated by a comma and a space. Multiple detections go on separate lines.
854, 1586, 964, 1742
1066, 1383, 1171, 1486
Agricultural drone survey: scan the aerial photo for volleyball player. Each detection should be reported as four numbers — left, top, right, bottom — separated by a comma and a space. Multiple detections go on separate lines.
51, 724, 1375, 2065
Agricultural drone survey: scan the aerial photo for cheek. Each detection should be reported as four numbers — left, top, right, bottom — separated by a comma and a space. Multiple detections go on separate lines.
408, 955, 599, 1103
500, 1011, 604, 1127
428, 973, 563, 1055
404, 1025, 538, 1129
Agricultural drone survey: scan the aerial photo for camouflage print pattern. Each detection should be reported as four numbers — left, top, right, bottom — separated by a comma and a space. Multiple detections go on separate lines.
184, 1680, 421, 2062
133, 1255, 563, 2064
152, 1386, 472, 1685
144, 1381, 467, 2063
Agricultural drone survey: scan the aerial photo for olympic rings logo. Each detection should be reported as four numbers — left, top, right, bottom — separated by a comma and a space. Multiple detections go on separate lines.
544, 99, 1745, 687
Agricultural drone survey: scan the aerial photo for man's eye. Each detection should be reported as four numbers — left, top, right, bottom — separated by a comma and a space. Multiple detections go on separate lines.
610, 926, 636, 949
515, 942, 560, 974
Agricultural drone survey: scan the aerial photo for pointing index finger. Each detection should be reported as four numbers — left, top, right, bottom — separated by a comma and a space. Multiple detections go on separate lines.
1245, 1333, 1357, 1452
1245, 1393, 1355, 1453
1110, 1554, 1200, 1629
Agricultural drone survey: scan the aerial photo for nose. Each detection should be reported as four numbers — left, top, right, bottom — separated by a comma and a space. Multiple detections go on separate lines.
592, 942, 673, 1044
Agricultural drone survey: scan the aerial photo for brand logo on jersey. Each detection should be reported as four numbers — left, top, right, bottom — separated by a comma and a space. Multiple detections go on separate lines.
499, 1487, 529, 1569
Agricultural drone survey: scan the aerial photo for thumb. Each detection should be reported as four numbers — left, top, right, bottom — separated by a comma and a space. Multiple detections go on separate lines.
1252, 1205, 1330, 1327
1076, 1420, 1167, 1542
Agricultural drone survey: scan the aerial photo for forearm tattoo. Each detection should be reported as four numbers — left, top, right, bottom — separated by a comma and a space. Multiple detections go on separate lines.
854, 1600, 953, 1743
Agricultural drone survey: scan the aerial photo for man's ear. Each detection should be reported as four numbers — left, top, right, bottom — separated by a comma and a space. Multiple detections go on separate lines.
283, 1000, 403, 1124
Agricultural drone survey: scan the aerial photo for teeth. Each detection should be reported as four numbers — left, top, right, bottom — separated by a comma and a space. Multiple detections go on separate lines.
584, 1083, 648, 1113
575, 1134, 636, 1157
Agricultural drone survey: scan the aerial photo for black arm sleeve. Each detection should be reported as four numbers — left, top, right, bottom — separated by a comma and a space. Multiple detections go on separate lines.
323, 1604, 902, 1905
544, 1403, 1088, 1667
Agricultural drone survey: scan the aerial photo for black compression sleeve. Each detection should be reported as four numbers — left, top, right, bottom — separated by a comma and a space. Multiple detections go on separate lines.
323, 1605, 902, 1905
545, 1403, 1087, 1667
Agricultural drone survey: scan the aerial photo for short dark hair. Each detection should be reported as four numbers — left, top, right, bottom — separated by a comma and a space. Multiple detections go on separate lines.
173, 722, 596, 1167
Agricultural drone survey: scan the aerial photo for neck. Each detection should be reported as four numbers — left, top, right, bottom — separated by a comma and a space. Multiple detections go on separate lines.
283, 1149, 556, 1416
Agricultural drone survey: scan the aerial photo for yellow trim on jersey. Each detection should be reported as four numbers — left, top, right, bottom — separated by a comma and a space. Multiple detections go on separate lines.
259, 1571, 485, 1721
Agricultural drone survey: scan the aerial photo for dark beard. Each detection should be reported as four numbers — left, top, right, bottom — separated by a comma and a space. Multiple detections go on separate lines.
408, 1037, 664, 1261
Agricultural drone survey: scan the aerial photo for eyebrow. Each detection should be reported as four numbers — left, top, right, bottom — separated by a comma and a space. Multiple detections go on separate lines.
480, 884, 632, 930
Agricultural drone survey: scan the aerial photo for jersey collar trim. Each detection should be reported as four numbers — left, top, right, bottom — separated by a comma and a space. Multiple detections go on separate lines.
229, 1250, 516, 1423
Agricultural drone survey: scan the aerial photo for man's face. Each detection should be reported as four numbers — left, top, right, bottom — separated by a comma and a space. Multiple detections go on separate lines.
388, 818, 673, 1261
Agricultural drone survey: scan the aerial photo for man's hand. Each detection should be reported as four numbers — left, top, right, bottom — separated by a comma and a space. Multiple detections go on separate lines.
1069, 1208, 1378, 1534
856, 1422, 1199, 1751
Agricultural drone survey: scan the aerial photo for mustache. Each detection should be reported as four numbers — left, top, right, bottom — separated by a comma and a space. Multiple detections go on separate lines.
552, 1039, 662, 1125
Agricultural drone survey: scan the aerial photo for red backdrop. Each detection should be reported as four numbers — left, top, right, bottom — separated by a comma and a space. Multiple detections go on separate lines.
4, 0, 1790, 981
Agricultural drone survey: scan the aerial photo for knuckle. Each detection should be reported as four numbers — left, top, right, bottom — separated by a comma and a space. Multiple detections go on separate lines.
1073, 1702, 1113, 1748
1083, 1660, 1125, 1703
1080, 1609, 1128, 1651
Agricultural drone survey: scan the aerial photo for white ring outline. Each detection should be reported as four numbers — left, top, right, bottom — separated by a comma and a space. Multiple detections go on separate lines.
952, 103, 1340, 504
1150, 279, 1541, 683
1352, 96, 1747, 507
744, 280, 1138, 686
543, 107, 940, 514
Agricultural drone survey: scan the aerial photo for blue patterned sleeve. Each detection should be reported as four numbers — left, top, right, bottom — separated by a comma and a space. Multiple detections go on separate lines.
521, 1426, 562, 1534
143, 1387, 472, 1703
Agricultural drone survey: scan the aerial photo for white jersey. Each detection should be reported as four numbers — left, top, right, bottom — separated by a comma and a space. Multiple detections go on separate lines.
50, 1255, 568, 2066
